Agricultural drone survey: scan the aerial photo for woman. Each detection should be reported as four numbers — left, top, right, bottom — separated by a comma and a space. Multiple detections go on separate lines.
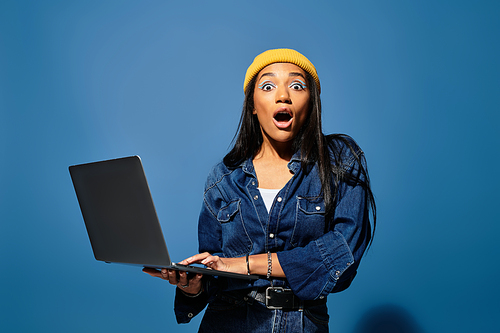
144, 48, 376, 332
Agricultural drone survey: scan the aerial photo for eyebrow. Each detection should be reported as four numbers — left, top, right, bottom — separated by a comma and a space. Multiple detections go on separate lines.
258, 72, 306, 80
289, 72, 306, 79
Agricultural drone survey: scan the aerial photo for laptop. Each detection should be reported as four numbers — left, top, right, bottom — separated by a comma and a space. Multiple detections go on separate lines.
69, 155, 260, 280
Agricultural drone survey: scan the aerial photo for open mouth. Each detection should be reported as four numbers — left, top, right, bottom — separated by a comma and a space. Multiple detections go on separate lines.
273, 109, 293, 129
274, 111, 293, 123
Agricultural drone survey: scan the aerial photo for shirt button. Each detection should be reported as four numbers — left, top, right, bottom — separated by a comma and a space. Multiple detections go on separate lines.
319, 296, 325, 299
252, 181, 256, 186
187, 313, 194, 318
253, 195, 258, 200
269, 233, 275, 239
277, 197, 282, 202
316, 206, 321, 211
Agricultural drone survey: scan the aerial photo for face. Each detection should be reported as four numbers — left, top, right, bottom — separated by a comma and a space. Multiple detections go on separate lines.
253, 63, 311, 146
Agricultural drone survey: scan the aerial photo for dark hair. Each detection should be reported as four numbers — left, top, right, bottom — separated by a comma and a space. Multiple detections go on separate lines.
224, 72, 376, 248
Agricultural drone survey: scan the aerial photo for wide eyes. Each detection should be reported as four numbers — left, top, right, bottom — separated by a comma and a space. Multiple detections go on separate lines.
258, 81, 276, 91
257, 80, 307, 91
289, 80, 307, 90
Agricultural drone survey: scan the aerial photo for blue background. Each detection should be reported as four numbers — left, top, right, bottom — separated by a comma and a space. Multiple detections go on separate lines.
1, 1, 499, 332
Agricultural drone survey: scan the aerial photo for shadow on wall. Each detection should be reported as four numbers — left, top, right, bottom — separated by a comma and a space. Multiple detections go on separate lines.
352, 304, 424, 333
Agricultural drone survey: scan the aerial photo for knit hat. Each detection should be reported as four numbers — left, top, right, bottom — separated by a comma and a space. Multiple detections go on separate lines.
243, 48, 320, 94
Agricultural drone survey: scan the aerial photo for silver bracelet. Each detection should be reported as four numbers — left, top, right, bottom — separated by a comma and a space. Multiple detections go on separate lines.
246, 253, 251, 275
266, 252, 272, 279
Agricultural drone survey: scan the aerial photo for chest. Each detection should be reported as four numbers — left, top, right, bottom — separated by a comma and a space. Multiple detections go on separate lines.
212, 168, 328, 253
252, 158, 293, 189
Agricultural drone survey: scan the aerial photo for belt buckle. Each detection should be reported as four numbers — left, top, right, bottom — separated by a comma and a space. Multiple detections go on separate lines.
265, 287, 294, 310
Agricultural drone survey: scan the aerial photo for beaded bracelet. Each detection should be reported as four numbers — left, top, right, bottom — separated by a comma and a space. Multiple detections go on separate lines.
266, 252, 272, 279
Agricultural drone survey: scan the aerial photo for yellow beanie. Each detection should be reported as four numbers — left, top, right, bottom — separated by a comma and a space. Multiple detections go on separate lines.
243, 48, 320, 94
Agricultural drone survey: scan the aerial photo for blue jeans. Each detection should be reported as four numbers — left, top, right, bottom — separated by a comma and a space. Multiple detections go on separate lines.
198, 293, 329, 333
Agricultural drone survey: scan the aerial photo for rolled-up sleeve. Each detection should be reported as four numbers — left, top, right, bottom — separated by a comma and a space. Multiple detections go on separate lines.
277, 161, 371, 300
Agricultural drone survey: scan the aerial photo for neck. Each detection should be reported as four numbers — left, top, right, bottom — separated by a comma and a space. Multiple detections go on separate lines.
254, 131, 294, 162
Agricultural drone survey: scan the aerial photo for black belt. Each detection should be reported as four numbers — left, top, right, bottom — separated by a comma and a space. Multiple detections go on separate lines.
249, 287, 327, 310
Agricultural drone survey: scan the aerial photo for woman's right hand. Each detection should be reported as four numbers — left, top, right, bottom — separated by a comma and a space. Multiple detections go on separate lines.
142, 266, 203, 296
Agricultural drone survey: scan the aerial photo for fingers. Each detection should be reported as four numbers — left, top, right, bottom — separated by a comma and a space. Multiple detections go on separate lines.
142, 267, 203, 295
200, 255, 220, 267
178, 252, 213, 265
166, 268, 180, 285
142, 267, 155, 275
178, 271, 189, 287
177, 271, 203, 295
142, 267, 181, 285
142, 267, 163, 278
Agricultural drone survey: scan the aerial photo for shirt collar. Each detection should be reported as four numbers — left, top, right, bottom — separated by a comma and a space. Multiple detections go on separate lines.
287, 151, 302, 173
241, 150, 303, 176
241, 158, 256, 177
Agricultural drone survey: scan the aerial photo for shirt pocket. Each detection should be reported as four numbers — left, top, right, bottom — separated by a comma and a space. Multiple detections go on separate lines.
216, 199, 253, 257
290, 196, 326, 247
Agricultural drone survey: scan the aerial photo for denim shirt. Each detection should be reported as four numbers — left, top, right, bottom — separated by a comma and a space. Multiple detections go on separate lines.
174, 136, 372, 323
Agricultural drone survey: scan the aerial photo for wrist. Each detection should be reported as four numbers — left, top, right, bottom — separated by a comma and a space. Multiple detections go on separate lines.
179, 285, 204, 298
246, 253, 251, 275
219, 257, 248, 275
235, 256, 249, 275
247, 253, 284, 278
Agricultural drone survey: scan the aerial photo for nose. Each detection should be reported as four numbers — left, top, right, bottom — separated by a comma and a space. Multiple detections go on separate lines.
275, 85, 291, 104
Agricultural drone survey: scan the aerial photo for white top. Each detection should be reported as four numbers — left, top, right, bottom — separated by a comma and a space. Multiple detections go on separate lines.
258, 188, 280, 213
